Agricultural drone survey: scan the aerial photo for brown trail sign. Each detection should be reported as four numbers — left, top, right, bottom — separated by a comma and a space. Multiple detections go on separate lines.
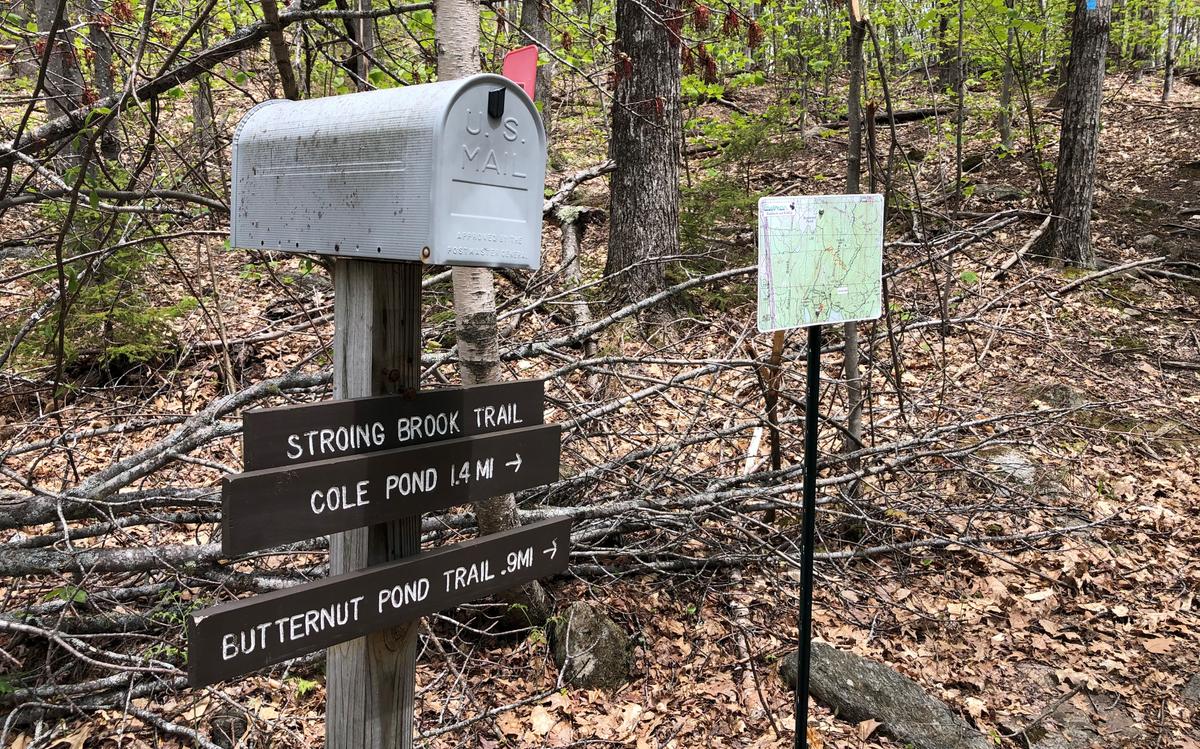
222, 423, 560, 555
242, 380, 545, 471
188, 516, 571, 687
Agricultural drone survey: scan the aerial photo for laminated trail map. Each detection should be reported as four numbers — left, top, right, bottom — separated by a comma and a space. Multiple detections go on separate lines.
757, 194, 884, 332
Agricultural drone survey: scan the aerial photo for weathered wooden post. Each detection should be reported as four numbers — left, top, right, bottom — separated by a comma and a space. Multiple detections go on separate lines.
326, 259, 423, 749
196, 75, 554, 747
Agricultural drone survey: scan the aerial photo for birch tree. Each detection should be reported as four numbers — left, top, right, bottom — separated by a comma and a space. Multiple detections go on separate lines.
437, 0, 551, 621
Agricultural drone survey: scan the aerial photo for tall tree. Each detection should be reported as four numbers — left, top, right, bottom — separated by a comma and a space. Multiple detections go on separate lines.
261, 0, 301, 99
843, 0, 866, 472
35, 0, 83, 127
1162, 0, 1178, 102
438, 0, 552, 622
1047, 0, 1112, 268
998, 0, 1016, 152
518, 0, 554, 132
605, 0, 681, 304
355, 0, 374, 89
87, 0, 119, 157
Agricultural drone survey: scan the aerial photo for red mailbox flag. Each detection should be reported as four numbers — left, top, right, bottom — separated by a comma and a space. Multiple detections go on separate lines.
502, 45, 539, 99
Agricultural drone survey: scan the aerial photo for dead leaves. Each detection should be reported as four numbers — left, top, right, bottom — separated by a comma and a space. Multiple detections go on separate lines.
1142, 637, 1174, 654
496, 696, 650, 746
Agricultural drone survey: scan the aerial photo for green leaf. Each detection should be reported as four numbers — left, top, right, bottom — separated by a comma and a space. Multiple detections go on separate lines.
289, 676, 320, 697
959, 270, 980, 285
44, 585, 87, 604
234, 71, 250, 85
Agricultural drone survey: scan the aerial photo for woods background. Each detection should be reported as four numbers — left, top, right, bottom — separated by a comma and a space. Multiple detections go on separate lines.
0, 0, 1198, 746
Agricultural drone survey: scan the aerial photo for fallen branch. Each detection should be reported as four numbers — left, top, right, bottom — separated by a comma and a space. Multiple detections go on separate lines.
543, 160, 614, 214
1, 0, 433, 165
1054, 255, 1167, 296
994, 213, 1053, 279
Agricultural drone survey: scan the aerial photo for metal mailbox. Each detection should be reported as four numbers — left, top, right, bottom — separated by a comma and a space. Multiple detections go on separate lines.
230, 74, 547, 269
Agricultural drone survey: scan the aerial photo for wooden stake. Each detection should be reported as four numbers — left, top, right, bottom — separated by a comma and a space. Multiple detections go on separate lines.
326, 259, 422, 749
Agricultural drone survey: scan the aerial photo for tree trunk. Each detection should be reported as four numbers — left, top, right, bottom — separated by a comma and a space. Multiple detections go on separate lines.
518, 0, 554, 133
999, 0, 1015, 151
36, 0, 84, 148
843, 0, 866, 472
438, 0, 551, 623
355, 0, 374, 89
87, 0, 119, 158
555, 206, 598, 359
605, 0, 681, 305
1048, 0, 1111, 269
260, 0, 300, 100
193, 25, 219, 184
1162, 0, 1178, 103
1130, 2, 1153, 82
193, 76, 216, 180
953, 0, 965, 194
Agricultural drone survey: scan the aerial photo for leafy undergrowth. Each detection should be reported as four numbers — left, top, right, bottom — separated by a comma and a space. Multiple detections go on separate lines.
1, 73, 1198, 749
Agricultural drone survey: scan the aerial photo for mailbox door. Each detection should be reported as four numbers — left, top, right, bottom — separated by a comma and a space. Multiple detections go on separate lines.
432, 77, 547, 270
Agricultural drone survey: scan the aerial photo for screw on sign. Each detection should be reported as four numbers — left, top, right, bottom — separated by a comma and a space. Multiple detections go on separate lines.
242, 380, 545, 470
188, 518, 571, 686
221, 423, 560, 556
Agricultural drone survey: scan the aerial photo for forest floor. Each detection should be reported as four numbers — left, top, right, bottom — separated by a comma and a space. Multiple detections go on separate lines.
1, 70, 1199, 749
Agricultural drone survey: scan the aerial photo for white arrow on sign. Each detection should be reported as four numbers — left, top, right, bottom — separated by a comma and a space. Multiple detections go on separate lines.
543, 539, 558, 560
505, 453, 522, 472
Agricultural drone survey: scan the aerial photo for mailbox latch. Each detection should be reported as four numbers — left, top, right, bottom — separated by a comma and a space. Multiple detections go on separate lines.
488, 88, 505, 119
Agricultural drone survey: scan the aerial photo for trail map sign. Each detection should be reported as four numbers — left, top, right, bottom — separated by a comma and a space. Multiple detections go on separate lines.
755, 193, 884, 749
757, 194, 884, 332
189, 517, 571, 686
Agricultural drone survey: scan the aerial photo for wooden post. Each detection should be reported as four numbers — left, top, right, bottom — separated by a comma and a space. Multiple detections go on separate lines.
326, 259, 423, 749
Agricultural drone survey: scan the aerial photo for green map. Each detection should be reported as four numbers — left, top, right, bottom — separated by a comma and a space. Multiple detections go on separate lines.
757, 194, 884, 331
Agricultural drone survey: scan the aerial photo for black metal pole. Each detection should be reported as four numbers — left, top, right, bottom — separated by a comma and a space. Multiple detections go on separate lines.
795, 323, 822, 749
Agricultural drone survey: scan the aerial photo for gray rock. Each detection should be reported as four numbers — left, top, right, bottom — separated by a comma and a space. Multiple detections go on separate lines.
1133, 197, 1171, 214
976, 183, 1025, 201
1134, 233, 1161, 249
1002, 666, 1148, 749
1034, 383, 1087, 408
1182, 674, 1200, 704
1024, 700, 1146, 749
972, 446, 1038, 495
210, 708, 251, 749
779, 643, 990, 749
962, 153, 986, 173
551, 601, 631, 690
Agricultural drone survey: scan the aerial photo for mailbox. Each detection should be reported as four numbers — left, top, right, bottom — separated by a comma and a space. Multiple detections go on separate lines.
230, 74, 547, 269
